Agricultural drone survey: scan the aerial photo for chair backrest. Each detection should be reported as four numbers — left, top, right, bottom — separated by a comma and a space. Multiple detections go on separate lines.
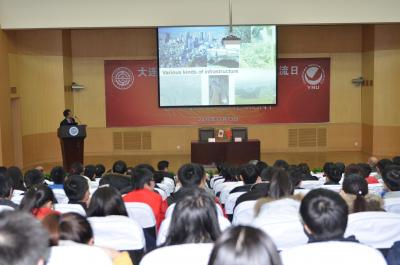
384, 197, 400, 214
280, 241, 386, 265
47, 245, 113, 265
165, 202, 224, 219
141, 243, 214, 265
320, 184, 342, 192
54, 203, 86, 216
88, 215, 145, 251
125, 202, 156, 228
0, 205, 15, 212
157, 183, 171, 197
368, 183, 384, 195
225, 192, 246, 215
154, 188, 167, 200
11, 190, 24, 205
252, 198, 306, 250
345, 211, 400, 249
299, 180, 323, 190
161, 178, 175, 194
219, 182, 245, 204
210, 176, 223, 188
157, 216, 230, 246
212, 179, 226, 194
232, 200, 256, 225
52, 189, 69, 204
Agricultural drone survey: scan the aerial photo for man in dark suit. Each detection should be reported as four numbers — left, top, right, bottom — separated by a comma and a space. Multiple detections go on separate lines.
60, 109, 77, 126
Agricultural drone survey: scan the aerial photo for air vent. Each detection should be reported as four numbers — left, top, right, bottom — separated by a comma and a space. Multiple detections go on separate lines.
113, 131, 152, 150
288, 128, 327, 148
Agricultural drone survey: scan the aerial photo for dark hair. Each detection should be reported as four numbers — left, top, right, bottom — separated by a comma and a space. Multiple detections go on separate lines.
0, 173, 13, 198
344, 164, 363, 177
208, 226, 282, 265
63, 175, 89, 203
268, 168, 293, 199
298, 163, 311, 175
157, 160, 169, 171
20, 185, 57, 212
300, 188, 348, 241
377, 159, 393, 173
87, 187, 128, 217
84, 164, 96, 181
0, 211, 49, 265
239, 164, 259, 185
99, 173, 132, 192
177, 163, 204, 188
382, 165, 400, 191
95, 164, 106, 178
0, 166, 7, 175
70, 162, 84, 175
112, 160, 127, 174
342, 174, 368, 213
357, 163, 372, 178
50, 166, 66, 185
323, 163, 343, 184
255, 161, 269, 176
6, 166, 25, 191
220, 166, 239, 182
153, 171, 165, 184
260, 167, 276, 182
165, 188, 221, 246
273, 160, 289, 170
131, 168, 154, 190
42, 213, 93, 246
63, 109, 71, 117
24, 169, 45, 189
288, 166, 303, 188
393, 156, 400, 166
135, 163, 155, 173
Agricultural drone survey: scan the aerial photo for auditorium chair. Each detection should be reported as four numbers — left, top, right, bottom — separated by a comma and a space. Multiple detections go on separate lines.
212, 179, 226, 195
232, 200, 257, 225
161, 177, 175, 194
11, 189, 24, 205
140, 243, 214, 265
165, 202, 224, 219
384, 197, 400, 214
54, 204, 86, 216
156, 215, 231, 246
368, 183, 384, 195
299, 180, 324, 190
154, 188, 167, 200
320, 184, 342, 193
125, 202, 157, 251
210, 176, 223, 188
156, 183, 172, 196
88, 215, 145, 263
224, 191, 246, 219
280, 241, 386, 265
0, 205, 14, 212
345, 211, 400, 249
47, 244, 113, 265
219, 181, 245, 205
52, 189, 69, 204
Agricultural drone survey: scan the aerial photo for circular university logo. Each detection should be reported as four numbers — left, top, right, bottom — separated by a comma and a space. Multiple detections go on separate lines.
112, 67, 134, 90
69, 126, 79, 137
302, 64, 325, 87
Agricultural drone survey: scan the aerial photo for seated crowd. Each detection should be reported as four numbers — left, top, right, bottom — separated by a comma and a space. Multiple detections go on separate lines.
0, 156, 400, 265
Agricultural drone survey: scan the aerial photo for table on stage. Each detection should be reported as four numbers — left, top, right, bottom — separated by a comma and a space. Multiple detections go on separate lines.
191, 139, 261, 165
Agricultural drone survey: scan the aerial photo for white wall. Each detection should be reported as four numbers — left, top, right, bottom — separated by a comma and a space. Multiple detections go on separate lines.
1, 0, 400, 29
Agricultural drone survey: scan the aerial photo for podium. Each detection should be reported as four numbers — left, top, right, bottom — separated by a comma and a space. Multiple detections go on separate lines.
57, 125, 87, 172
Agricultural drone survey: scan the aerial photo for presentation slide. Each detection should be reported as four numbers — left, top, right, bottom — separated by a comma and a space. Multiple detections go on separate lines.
157, 25, 277, 107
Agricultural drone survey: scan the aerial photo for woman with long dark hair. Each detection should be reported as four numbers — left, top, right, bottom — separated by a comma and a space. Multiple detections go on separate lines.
20, 184, 58, 219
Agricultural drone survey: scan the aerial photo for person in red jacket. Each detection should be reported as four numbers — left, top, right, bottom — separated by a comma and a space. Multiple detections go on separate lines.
20, 185, 60, 220
123, 167, 167, 228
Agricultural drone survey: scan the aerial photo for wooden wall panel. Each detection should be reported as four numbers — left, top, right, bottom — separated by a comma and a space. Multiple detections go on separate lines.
22, 132, 61, 168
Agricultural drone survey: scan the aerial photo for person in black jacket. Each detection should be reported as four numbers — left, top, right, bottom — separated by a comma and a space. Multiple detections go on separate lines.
60, 109, 77, 126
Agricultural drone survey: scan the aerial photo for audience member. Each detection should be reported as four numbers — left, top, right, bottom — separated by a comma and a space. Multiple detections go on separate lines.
382, 165, 400, 198
84, 164, 97, 181
112, 160, 128, 174
99, 173, 132, 194
48, 166, 66, 189
0, 211, 50, 265
24, 169, 45, 189
87, 186, 128, 217
123, 167, 167, 228
357, 163, 379, 184
300, 188, 356, 242
164, 188, 221, 246
208, 226, 282, 265
230, 164, 261, 194
393, 156, 400, 166
20, 185, 59, 219
273, 160, 289, 170
376, 159, 393, 178
0, 173, 19, 209
323, 163, 343, 185
95, 164, 106, 178
0, 166, 7, 175
298, 163, 318, 180
70, 162, 84, 175
6, 166, 26, 191
64, 175, 90, 211
368, 156, 379, 172
255, 161, 269, 176
157, 160, 175, 180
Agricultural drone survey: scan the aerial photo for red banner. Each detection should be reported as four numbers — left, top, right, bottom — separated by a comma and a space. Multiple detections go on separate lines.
105, 58, 330, 127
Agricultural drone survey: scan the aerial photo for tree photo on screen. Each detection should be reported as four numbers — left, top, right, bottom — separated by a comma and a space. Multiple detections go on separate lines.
158, 25, 277, 107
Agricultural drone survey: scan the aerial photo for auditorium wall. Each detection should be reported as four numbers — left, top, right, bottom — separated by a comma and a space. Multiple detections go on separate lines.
4, 24, 400, 167
0, 29, 13, 165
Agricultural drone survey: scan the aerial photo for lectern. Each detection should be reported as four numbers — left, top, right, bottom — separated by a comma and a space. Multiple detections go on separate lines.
57, 125, 87, 172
